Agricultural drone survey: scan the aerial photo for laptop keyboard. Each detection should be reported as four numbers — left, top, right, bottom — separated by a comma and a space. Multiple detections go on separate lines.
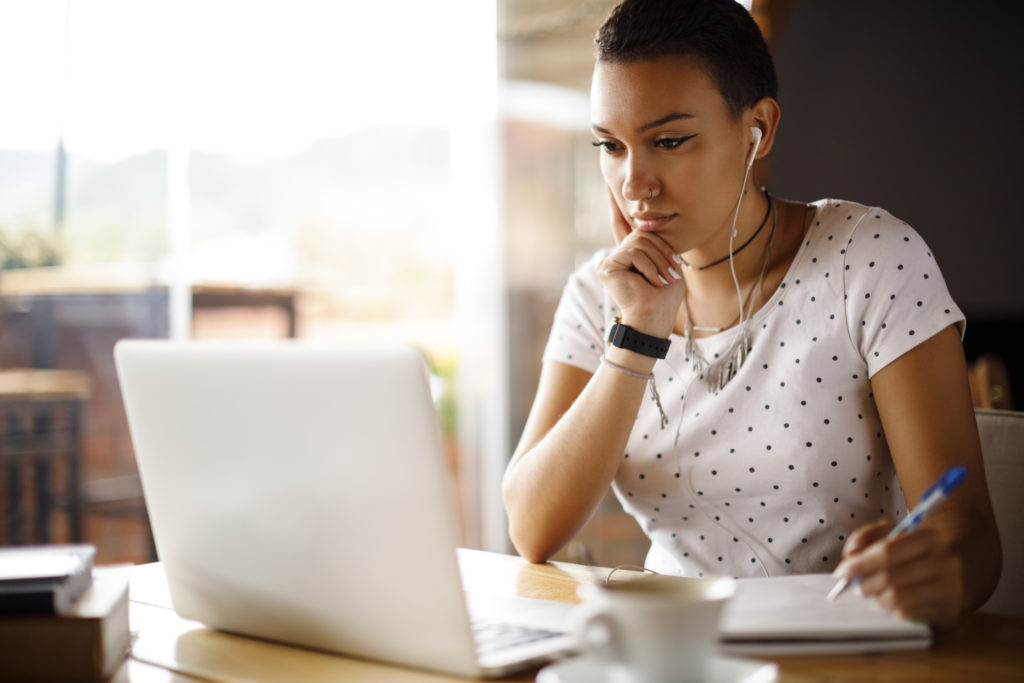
472, 621, 563, 655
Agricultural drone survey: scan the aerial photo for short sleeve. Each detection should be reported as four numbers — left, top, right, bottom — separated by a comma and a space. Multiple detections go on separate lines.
842, 209, 965, 377
541, 251, 615, 373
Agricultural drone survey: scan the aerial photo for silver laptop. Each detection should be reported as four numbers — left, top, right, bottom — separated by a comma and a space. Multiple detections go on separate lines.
114, 340, 575, 678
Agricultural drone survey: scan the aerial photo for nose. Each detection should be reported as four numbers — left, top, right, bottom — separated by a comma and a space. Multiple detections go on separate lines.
620, 152, 658, 202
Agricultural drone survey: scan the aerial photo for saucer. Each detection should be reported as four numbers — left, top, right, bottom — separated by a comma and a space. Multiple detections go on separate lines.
536, 654, 778, 683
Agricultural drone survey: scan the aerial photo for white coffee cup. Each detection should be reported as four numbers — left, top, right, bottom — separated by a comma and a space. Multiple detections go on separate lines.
570, 574, 735, 683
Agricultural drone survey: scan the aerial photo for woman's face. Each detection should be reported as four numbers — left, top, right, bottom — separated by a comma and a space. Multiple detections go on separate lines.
590, 56, 753, 256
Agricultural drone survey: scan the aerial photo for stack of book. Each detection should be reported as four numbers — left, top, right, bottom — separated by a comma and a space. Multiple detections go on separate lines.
0, 545, 131, 680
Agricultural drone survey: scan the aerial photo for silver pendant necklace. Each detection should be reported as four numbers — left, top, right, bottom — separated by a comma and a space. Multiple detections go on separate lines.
681, 195, 777, 390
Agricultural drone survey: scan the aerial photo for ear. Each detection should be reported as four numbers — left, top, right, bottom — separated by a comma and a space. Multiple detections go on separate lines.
748, 96, 781, 161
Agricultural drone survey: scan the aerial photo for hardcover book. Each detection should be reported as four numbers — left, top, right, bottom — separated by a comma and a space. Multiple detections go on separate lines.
0, 567, 131, 680
0, 544, 96, 615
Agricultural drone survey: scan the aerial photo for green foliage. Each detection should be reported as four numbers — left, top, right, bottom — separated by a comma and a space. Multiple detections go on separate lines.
0, 227, 62, 269
417, 348, 459, 441
432, 353, 460, 441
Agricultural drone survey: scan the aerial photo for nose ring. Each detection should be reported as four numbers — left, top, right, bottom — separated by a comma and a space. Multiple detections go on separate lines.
647, 187, 654, 201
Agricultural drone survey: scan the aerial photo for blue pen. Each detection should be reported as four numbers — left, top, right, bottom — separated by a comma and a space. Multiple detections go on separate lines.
826, 464, 968, 601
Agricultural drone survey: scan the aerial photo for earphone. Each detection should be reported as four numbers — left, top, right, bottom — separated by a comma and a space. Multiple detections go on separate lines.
720, 123, 765, 362
747, 125, 762, 167
732, 126, 763, 239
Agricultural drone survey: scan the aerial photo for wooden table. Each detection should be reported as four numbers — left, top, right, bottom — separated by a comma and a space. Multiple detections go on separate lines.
124, 549, 1024, 682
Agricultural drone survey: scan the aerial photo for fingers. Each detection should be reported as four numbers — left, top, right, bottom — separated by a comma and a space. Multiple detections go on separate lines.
835, 525, 934, 584
834, 525, 964, 630
605, 243, 680, 287
873, 548, 962, 629
607, 186, 632, 244
874, 559, 956, 612
841, 519, 894, 558
599, 228, 681, 286
598, 187, 685, 334
623, 249, 668, 287
603, 185, 682, 287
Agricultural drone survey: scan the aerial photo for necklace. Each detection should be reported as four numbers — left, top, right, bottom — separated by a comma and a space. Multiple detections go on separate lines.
681, 195, 777, 390
678, 190, 772, 271
683, 195, 777, 334
688, 281, 757, 334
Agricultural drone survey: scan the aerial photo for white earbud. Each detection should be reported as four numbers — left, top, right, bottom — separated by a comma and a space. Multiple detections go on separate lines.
731, 126, 764, 238
723, 124, 766, 371
747, 126, 762, 167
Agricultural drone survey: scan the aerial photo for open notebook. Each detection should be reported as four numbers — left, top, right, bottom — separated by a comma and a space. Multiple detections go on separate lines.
718, 573, 931, 655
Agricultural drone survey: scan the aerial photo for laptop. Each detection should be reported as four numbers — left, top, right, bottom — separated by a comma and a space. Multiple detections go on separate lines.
114, 340, 575, 678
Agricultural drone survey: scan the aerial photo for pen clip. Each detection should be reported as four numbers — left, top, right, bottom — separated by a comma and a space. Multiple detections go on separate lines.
920, 465, 967, 501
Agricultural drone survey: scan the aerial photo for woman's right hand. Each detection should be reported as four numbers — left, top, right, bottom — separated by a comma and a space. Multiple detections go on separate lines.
596, 187, 686, 338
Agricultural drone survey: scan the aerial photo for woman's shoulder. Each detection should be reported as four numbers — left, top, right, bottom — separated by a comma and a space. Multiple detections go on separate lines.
806, 198, 906, 232
553, 248, 618, 322
802, 198, 926, 256
578, 247, 614, 271
562, 248, 612, 294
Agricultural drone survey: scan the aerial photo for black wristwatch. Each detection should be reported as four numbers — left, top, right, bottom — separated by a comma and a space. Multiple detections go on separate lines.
606, 318, 671, 359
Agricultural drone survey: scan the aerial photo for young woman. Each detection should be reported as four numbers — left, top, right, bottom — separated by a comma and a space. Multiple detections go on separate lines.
502, 0, 1001, 630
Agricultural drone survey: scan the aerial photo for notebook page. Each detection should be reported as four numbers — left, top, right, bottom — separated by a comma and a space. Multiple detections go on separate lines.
718, 573, 931, 641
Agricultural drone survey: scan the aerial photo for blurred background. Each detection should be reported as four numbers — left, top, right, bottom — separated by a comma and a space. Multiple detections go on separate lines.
1, 0, 1020, 569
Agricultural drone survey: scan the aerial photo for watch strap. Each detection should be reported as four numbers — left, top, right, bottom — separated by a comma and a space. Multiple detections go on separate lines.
606, 320, 671, 359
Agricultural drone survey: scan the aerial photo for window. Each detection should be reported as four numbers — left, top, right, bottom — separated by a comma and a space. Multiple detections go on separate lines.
0, 1, 502, 561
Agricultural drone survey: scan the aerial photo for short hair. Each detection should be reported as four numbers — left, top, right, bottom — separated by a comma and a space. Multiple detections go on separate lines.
595, 0, 778, 118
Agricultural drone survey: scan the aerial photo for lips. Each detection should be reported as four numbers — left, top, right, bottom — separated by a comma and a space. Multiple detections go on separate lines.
631, 212, 677, 232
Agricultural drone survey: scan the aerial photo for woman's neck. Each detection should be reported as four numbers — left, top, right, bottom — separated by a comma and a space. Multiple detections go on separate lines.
680, 187, 772, 274
676, 196, 808, 337
681, 187, 774, 287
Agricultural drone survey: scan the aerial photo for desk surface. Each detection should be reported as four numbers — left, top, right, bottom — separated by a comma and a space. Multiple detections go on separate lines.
126, 549, 1024, 682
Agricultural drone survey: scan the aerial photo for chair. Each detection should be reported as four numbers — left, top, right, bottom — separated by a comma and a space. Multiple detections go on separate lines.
976, 409, 1024, 617
0, 368, 92, 544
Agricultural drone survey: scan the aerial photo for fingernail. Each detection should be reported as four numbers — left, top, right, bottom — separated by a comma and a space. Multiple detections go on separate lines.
831, 563, 850, 579
657, 274, 669, 286
672, 254, 683, 264
668, 267, 681, 280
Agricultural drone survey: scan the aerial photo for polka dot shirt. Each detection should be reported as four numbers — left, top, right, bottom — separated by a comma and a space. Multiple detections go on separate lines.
542, 199, 964, 578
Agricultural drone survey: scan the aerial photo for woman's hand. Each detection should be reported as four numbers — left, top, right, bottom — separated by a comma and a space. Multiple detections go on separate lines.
596, 187, 685, 338
833, 519, 964, 630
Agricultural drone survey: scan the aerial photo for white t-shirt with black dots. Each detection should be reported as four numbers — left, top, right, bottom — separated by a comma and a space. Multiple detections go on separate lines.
542, 199, 964, 578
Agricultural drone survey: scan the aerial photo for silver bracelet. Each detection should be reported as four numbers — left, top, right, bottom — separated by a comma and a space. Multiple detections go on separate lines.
600, 356, 669, 430
600, 355, 654, 380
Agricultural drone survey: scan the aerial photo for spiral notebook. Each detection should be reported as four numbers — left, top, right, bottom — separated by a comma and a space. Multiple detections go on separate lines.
718, 573, 932, 655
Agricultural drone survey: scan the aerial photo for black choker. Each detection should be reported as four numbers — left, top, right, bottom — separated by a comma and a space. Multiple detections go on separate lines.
679, 191, 772, 271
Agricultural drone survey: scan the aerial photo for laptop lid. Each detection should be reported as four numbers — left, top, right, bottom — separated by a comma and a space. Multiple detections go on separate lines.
115, 340, 487, 677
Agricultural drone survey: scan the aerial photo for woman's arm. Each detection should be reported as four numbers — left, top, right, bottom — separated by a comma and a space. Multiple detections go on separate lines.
504, 190, 686, 563
834, 324, 1002, 629
502, 346, 655, 563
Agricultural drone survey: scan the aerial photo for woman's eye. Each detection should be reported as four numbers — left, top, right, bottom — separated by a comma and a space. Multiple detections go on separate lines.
655, 134, 696, 150
591, 139, 620, 153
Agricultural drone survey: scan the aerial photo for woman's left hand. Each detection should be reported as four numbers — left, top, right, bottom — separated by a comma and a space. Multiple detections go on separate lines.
833, 519, 964, 630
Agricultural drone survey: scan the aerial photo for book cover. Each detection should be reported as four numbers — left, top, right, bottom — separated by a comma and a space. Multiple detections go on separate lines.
0, 568, 131, 680
0, 544, 96, 615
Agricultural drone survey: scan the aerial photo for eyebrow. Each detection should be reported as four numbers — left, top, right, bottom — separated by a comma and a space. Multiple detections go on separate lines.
591, 112, 696, 136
